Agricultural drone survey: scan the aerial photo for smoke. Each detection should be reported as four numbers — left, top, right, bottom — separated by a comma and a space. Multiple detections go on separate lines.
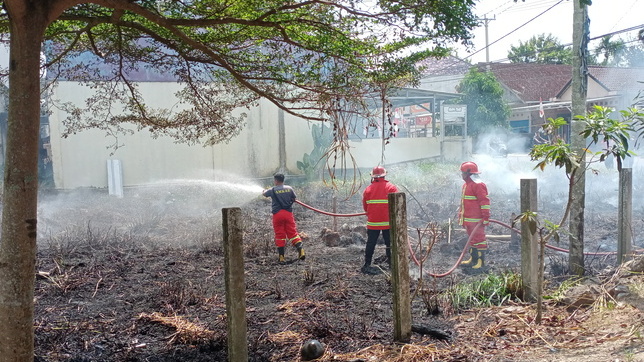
475, 130, 531, 156
472, 153, 644, 221
36, 176, 265, 246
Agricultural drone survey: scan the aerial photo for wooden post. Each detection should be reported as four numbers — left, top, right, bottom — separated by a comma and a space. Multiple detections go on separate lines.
332, 193, 338, 231
617, 168, 633, 265
520, 179, 539, 302
510, 212, 519, 251
389, 192, 411, 343
222, 207, 248, 362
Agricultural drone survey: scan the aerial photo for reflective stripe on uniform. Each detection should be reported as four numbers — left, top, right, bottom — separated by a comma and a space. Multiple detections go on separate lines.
367, 221, 390, 227
366, 199, 388, 204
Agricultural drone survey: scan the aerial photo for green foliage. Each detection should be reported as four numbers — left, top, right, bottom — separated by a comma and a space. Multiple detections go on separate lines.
507, 33, 573, 64
9, 1, 480, 148
514, 211, 538, 235
543, 219, 565, 244
531, 106, 644, 173
531, 138, 579, 173
297, 124, 333, 180
445, 271, 522, 310
579, 105, 637, 170
530, 117, 580, 173
594, 35, 626, 66
455, 67, 510, 137
542, 276, 584, 301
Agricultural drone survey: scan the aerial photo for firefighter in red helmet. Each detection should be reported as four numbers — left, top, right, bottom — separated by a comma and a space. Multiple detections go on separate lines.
458, 161, 491, 272
361, 166, 398, 275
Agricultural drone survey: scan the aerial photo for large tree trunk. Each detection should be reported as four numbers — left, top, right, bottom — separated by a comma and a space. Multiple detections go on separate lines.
0, 2, 48, 359
569, 0, 589, 276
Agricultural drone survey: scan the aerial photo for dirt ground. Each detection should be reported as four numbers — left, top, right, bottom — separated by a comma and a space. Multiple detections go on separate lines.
32, 158, 644, 361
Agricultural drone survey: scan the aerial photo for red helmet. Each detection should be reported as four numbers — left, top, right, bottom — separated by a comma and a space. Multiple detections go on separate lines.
460, 161, 480, 174
370, 166, 387, 178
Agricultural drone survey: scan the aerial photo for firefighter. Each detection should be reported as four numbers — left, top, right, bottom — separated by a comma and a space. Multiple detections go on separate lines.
263, 173, 305, 264
458, 161, 491, 271
361, 166, 398, 275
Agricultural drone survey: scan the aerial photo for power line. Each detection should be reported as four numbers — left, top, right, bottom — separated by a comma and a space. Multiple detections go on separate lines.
426, 24, 644, 76
608, 0, 638, 32
503, 0, 568, 13
487, 24, 644, 64
463, 0, 566, 61
480, 0, 514, 17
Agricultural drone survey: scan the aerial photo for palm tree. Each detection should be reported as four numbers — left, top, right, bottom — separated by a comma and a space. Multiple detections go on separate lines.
594, 35, 626, 66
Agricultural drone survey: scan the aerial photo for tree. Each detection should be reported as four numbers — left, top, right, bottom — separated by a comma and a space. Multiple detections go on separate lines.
594, 35, 626, 66
526, 105, 642, 321
0, 1, 479, 359
620, 44, 644, 67
455, 67, 510, 137
507, 33, 572, 64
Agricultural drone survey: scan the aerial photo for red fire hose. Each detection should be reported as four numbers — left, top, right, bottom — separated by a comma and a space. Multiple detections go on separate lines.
488, 219, 617, 256
295, 199, 366, 217
294, 200, 625, 276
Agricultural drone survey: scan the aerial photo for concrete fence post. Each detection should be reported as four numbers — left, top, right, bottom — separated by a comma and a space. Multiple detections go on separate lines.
389, 192, 411, 343
222, 207, 248, 362
520, 179, 539, 302
618, 168, 633, 265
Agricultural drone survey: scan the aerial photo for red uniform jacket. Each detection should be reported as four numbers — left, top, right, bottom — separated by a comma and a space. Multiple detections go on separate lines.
362, 179, 398, 230
459, 177, 491, 225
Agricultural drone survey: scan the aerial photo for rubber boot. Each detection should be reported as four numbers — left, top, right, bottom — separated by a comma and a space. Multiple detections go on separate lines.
460, 247, 477, 267
277, 247, 286, 264
361, 264, 381, 275
470, 250, 486, 270
295, 242, 306, 261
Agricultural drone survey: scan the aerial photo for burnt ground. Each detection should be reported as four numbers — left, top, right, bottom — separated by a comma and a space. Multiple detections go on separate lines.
33, 158, 644, 361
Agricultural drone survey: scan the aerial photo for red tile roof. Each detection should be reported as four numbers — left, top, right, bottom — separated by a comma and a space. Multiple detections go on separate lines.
478, 63, 572, 102
588, 66, 644, 92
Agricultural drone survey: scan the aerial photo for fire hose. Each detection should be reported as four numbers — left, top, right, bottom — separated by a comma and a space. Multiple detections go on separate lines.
295, 200, 624, 277
295, 199, 366, 217
488, 219, 617, 256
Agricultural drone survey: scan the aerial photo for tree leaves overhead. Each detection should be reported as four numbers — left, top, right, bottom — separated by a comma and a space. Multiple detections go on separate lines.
0, 0, 478, 146
455, 67, 510, 137
507, 33, 572, 64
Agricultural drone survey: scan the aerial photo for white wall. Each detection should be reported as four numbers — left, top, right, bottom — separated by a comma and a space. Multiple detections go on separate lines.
48, 82, 315, 188
47, 81, 465, 189
348, 137, 442, 167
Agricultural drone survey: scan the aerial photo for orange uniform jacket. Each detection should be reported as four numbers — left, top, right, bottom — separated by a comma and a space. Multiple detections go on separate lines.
362, 179, 399, 230
459, 178, 491, 225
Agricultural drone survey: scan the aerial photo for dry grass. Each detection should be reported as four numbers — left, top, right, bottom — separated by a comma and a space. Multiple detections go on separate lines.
137, 312, 218, 345
323, 343, 442, 362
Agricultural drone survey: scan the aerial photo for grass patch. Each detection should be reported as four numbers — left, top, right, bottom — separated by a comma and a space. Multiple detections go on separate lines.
444, 271, 522, 311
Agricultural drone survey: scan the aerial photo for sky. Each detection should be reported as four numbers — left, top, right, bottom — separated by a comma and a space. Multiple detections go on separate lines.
454, 0, 644, 64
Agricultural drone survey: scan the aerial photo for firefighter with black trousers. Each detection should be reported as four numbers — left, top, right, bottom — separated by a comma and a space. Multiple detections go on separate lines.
263, 173, 305, 264
361, 166, 398, 275
458, 161, 491, 272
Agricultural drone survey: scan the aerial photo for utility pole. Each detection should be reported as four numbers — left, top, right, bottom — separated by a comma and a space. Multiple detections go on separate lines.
479, 16, 496, 63
570, 0, 589, 276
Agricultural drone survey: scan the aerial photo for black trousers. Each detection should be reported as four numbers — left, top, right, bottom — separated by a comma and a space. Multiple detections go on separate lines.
364, 229, 391, 266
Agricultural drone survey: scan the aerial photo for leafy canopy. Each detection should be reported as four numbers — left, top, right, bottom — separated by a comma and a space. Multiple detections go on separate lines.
0, 0, 479, 147
455, 67, 510, 137
507, 33, 572, 64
